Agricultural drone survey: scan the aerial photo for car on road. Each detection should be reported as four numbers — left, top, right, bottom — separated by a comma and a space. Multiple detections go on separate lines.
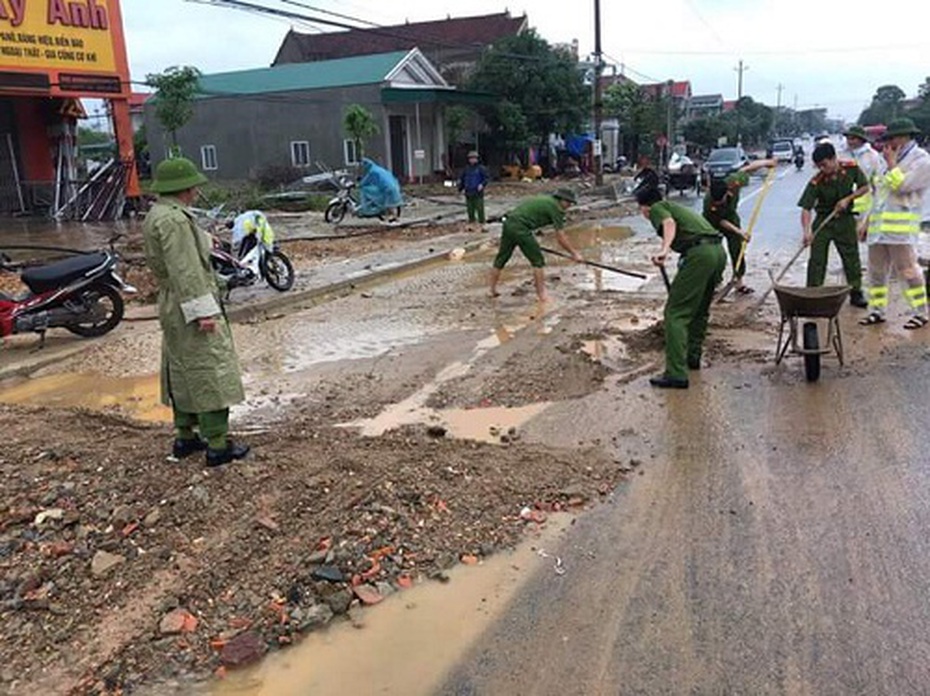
770, 139, 795, 162
702, 146, 748, 184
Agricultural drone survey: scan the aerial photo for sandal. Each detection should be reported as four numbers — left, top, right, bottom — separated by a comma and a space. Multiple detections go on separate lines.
735, 285, 755, 295
904, 315, 928, 330
859, 312, 886, 326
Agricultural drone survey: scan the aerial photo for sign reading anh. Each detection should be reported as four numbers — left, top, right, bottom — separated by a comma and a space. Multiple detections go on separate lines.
0, 0, 120, 74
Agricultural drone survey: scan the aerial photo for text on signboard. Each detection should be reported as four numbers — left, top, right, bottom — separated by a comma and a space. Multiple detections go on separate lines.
0, 1, 110, 29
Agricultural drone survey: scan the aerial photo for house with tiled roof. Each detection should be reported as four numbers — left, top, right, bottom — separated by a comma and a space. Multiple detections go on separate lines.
144, 49, 495, 182
273, 11, 528, 84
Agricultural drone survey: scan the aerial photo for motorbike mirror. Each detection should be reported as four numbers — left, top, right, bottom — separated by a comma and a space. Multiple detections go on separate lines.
0, 251, 12, 268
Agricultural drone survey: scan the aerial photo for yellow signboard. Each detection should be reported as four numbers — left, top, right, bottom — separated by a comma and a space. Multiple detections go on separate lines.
0, 0, 120, 73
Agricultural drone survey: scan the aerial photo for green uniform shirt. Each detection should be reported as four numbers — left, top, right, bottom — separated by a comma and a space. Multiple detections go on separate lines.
703, 171, 750, 231
797, 162, 867, 224
506, 195, 565, 233
649, 200, 719, 254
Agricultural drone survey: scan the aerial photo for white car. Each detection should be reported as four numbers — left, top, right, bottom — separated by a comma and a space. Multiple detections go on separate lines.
771, 140, 794, 162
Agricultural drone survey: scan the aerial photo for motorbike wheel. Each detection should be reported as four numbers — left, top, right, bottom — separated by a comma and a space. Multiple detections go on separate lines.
64, 283, 125, 338
325, 201, 347, 224
261, 250, 295, 292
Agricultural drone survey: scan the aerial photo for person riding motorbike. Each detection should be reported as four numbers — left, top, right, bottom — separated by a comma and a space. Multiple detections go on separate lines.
794, 145, 805, 171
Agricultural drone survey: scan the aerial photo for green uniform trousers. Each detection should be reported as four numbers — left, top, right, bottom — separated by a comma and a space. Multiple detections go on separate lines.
722, 228, 746, 278
665, 242, 727, 379
173, 406, 230, 449
493, 221, 545, 269
466, 194, 486, 223
806, 217, 862, 290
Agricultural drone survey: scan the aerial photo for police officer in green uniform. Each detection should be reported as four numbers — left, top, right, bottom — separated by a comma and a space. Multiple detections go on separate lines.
637, 185, 727, 389
798, 142, 869, 307
703, 158, 776, 294
489, 189, 583, 303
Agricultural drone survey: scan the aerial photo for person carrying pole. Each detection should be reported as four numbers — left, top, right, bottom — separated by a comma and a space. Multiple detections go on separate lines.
703, 158, 777, 295
637, 185, 727, 389
489, 189, 583, 303
797, 142, 869, 307
859, 118, 930, 329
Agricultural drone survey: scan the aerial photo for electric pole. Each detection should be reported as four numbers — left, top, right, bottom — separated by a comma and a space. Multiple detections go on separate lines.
735, 59, 748, 146
776, 83, 784, 135
593, 0, 604, 185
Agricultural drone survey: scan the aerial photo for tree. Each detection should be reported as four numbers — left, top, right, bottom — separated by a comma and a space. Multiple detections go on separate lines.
77, 126, 111, 148
859, 84, 906, 125
467, 30, 588, 158
919, 77, 930, 102
343, 104, 380, 161
145, 65, 202, 153
683, 117, 729, 151
603, 81, 668, 160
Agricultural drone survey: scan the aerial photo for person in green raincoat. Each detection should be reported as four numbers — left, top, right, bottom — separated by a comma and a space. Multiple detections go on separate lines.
142, 158, 250, 467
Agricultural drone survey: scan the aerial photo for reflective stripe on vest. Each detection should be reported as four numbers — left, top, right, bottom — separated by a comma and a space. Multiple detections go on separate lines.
869, 210, 921, 234
853, 193, 872, 214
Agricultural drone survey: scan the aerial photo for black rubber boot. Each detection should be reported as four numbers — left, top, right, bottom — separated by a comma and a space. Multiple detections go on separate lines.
649, 374, 689, 389
172, 437, 207, 459
849, 289, 868, 308
687, 357, 702, 370
206, 441, 251, 467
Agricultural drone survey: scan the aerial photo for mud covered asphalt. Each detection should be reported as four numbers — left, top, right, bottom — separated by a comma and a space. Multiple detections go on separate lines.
5, 166, 930, 694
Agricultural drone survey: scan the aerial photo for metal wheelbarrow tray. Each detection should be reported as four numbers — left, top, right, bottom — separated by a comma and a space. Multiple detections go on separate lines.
773, 284, 850, 382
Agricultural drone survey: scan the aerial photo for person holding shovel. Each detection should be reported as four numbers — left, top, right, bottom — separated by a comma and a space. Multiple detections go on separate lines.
489, 189, 583, 303
637, 185, 727, 389
798, 142, 870, 307
703, 158, 777, 295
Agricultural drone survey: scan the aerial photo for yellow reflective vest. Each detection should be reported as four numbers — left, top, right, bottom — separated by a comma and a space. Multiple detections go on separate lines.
869, 142, 930, 244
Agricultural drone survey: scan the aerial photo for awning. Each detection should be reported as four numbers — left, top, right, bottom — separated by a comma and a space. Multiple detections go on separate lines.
381, 87, 497, 106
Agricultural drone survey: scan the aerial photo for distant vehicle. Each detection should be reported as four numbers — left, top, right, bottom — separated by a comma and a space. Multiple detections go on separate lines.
770, 139, 795, 162
702, 146, 748, 184
814, 133, 831, 146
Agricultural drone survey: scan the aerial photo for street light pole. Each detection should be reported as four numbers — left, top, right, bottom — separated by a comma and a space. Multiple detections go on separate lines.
593, 0, 604, 186
735, 59, 748, 145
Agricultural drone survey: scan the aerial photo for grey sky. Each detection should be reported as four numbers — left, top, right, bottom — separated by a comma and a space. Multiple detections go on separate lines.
122, 0, 930, 121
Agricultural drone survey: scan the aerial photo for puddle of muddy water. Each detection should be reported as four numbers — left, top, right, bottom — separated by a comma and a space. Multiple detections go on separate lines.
209, 517, 572, 696
0, 372, 171, 422
580, 336, 630, 363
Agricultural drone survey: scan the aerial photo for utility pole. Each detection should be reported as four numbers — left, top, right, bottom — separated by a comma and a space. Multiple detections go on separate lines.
775, 83, 784, 136
593, 0, 604, 185
666, 79, 674, 167
735, 59, 748, 146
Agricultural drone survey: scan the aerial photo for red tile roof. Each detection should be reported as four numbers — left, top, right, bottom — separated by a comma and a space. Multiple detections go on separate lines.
128, 92, 151, 109
273, 11, 527, 65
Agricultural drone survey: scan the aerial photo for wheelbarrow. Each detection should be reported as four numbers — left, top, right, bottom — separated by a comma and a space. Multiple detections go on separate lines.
773, 284, 849, 382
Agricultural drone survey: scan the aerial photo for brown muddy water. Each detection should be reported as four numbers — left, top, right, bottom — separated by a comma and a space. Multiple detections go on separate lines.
207, 516, 573, 696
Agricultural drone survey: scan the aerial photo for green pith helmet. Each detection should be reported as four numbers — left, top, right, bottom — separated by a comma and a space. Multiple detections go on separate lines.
553, 188, 577, 205
151, 157, 209, 194
843, 125, 869, 142
884, 117, 921, 139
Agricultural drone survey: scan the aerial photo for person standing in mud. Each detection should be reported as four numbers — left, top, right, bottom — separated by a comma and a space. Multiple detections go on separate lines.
702, 158, 777, 295
142, 157, 250, 467
637, 185, 727, 389
458, 150, 489, 230
488, 189, 583, 303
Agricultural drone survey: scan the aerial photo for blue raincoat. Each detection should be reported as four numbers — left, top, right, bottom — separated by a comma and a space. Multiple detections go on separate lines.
357, 158, 403, 217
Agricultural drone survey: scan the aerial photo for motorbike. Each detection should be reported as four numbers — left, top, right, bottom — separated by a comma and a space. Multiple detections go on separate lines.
0, 248, 136, 346
209, 233, 295, 295
324, 170, 403, 224
794, 152, 805, 171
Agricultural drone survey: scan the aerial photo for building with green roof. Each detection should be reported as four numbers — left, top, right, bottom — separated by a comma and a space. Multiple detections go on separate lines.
144, 48, 494, 183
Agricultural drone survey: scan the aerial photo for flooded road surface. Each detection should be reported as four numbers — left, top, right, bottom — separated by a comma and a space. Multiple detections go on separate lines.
210, 519, 572, 696
439, 350, 930, 694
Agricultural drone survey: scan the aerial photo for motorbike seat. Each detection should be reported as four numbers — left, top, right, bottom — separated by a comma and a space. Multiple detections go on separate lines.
21, 253, 110, 294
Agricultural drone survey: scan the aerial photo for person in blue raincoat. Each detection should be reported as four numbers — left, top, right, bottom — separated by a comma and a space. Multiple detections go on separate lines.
357, 158, 403, 221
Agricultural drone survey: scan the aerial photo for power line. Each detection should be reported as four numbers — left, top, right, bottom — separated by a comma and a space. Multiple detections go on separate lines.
608, 43, 928, 56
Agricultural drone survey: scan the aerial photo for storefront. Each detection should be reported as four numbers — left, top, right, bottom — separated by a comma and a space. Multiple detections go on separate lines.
0, 0, 137, 216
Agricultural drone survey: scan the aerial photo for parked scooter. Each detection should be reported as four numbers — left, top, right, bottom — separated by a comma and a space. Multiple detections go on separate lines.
209, 232, 295, 295
324, 175, 403, 224
0, 247, 135, 346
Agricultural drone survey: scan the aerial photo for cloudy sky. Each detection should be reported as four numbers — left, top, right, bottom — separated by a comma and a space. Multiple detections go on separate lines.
122, 0, 930, 121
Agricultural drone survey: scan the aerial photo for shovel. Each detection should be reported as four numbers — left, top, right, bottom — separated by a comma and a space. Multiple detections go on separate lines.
540, 246, 648, 280
716, 167, 777, 302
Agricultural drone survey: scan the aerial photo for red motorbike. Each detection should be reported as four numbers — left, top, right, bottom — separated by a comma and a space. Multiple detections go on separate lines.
0, 249, 135, 346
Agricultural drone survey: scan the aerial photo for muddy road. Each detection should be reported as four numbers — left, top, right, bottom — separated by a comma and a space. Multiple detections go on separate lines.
4, 171, 930, 694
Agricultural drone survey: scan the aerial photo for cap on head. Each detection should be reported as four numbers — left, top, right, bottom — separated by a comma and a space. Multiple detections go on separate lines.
843, 124, 869, 142
812, 142, 836, 164
553, 188, 578, 205
467, 150, 479, 159
151, 157, 209, 194
635, 184, 663, 207
884, 117, 921, 139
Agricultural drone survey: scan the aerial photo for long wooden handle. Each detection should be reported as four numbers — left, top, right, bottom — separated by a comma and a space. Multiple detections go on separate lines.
539, 246, 649, 280
733, 167, 777, 272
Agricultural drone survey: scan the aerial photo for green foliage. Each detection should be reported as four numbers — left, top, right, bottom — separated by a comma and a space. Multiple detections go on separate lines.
725, 96, 773, 146
858, 84, 906, 126
343, 104, 380, 160
467, 30, 588, 155
77, 127, 111, 148
133, 124, 148, 157
445, 106, 472, 147
683, 117, 729, 150
145, 65, 202, 148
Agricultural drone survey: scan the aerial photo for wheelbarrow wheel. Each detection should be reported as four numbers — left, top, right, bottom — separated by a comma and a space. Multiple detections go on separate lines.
803, 321, 821, 382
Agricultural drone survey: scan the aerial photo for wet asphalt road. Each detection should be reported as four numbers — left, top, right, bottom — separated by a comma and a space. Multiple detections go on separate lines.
441, 352, 930, 695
